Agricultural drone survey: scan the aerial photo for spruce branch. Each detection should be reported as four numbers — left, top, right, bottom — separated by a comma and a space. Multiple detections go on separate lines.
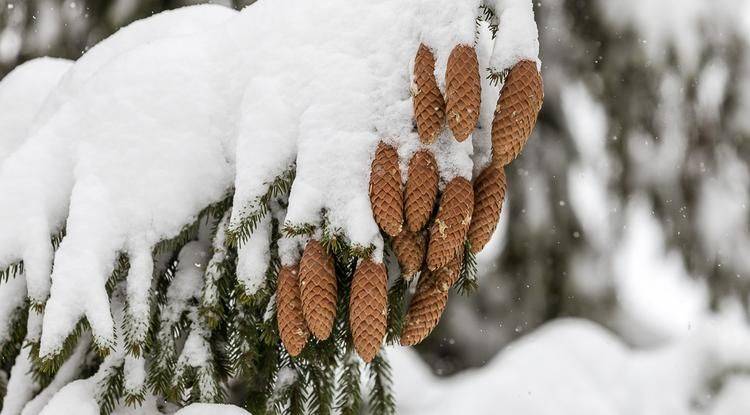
95, 362, 125, 415
335, 350, 363, 415
281, 222, 316, 238
0, 261, 23, 284
0, 301, 28, 366
0, 228, 65, 285
306, 362, 335, 415
228, 167, 296, 248
385, 278, 408, 344
476, 4, 499, 39
367, 353, 396, 415
31, 319, 92, 384
455, 241, 479, 296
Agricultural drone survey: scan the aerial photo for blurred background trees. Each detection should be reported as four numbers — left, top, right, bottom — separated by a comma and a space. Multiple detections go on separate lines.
2, 0, 748, 379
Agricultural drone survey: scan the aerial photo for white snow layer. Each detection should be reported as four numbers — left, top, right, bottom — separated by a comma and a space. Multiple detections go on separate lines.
0, 57, 71, 165
0, 0, 539, 353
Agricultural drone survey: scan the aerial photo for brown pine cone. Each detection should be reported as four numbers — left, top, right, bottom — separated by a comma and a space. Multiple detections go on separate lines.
349, 260, 388, 362
276, 265, 309, 356
491, 60, 543, 166
426, 177, 473, 271
467, 166, 507, 254
369, 143, 403, 237
392, 231, 426, 279
445, 45, 481, 142
405, 151, 439, 232
299, 240, 337, 340
400, 254, 462, 346
413, 44, 446, 144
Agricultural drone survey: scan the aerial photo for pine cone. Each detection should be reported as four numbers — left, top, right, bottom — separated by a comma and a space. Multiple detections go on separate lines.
413, 44, 445, 144
400, 254, 462, 346
369, 143, 403, 237
349, 260, 388, 362
445, 45, 481, 142
276, 265, 309, 356
467, 166, 507, 254
405, 151, 439, 232
491, 60, 543, 166
426, 177, 473, 270
299, 240, 337, 340
392, 230, 426, 279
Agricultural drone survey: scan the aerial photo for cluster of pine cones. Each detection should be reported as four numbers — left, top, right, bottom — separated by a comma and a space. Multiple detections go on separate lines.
276, 43, 543, 363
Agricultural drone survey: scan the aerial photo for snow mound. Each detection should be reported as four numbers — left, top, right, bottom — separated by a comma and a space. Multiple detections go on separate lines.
392, 317, 750, 414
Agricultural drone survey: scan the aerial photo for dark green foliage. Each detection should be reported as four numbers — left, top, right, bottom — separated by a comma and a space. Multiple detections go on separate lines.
30, 319, 94, 387
335, 350, 363, 415
385, 278, 408, 345
0, 301, 28, 366
367, 354, 396, 415
96, 362, 125, 415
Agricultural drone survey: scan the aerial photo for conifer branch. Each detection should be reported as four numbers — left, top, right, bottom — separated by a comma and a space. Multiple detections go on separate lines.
386, 278, 408, 344
455, 241, 479, 296
228, 167, 296, 248
0, 261, 23, 284
335, 350, 363, 415
367, 354, 396, 415
477, 4, 499, 39
96, 362, 125, 415
0, 301, 28, 366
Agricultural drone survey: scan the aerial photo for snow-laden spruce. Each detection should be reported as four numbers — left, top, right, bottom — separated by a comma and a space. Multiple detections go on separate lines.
0, 4, 237, 353
0, 0, 540, 358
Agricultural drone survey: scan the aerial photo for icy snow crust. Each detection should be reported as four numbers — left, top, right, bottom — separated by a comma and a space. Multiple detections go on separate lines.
0, 0, 540, 356
0, 58, 71, 166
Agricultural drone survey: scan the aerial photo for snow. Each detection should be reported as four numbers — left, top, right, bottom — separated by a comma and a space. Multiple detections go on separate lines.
159, 242, 210, 328
173, 404, 251, 415
614, 197, 708, 340
0, 57, 71, 165
1, 348, 38, 415
32, 5, 238, 128
392, 317, 750, 415
696, 149, 750, 275
487, 0, 541, 72
236, 214, 271, 295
